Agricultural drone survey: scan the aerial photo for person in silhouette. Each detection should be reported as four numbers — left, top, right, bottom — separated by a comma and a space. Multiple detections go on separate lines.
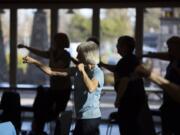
142, 36, 180, 135
100, 36, 155, 135
22, 41, 104, 135
136, 65, 180, 103
18, 33, 71, 135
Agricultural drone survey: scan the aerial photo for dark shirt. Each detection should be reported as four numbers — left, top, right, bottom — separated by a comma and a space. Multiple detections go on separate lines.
163, 60, 180, 111
49, 49, 71, 90
115, 54, 146, 110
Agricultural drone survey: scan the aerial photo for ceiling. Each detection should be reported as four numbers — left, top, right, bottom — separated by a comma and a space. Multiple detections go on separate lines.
0, 0, 180, 8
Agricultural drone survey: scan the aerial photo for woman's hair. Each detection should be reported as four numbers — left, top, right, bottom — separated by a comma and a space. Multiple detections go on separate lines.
167, 36, 180, 48
117, 36, 135, 52
54, 33, 70, 48
77, 41, 100, 65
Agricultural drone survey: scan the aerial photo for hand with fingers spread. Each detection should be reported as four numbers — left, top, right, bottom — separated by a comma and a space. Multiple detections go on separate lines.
23, 56, 37, 64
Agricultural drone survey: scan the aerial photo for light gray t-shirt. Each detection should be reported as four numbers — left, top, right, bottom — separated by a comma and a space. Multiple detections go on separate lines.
70, 65, 104, 119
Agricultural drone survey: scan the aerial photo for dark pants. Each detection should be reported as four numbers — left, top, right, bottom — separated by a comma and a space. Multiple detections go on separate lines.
73, 118, 100, 135
32, 86, 71, 134
118, 107, 140, 135
161, 106, 180, 135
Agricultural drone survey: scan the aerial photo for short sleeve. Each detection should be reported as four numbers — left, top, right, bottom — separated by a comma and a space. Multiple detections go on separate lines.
92, 68, 104, 88
62, 51, 71, 67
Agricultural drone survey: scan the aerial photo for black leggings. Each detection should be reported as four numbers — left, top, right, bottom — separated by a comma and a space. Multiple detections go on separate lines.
32, 86, 71, 133
73, 118, 101, 135
161, 107, 180, 135
117, 108, 140, 135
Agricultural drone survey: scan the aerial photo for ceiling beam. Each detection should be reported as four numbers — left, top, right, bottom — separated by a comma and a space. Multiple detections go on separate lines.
0, 1, 180, 8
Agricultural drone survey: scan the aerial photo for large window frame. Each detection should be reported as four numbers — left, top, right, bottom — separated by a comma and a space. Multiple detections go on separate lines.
0, 2, 180, 87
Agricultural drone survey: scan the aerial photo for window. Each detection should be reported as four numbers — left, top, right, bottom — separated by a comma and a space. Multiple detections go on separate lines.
17, 9, 51, 85
143, 8, 180, 88
100, 8, 136, 86
0, 9, 10, 85
58, 9, 92, 59
98, 8, 136, 117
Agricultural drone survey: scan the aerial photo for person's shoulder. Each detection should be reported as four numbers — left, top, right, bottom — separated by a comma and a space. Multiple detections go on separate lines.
117, 57, 128, 67
94, 66, 104, 76
115, 60, 123, 70
61, 50, 71, 59
94, 65, 103, 71
132, 54, 138, 60
64, 50, 71, 56
129, 54, 140, 64
116, 59, 122, 65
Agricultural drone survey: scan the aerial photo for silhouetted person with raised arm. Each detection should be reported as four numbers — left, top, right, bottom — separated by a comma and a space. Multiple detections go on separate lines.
142, 36, 180, 135
136, 65, 180, 104
18, 33, 71, 135
100, 36, 155, 135
22, 41, 104, 135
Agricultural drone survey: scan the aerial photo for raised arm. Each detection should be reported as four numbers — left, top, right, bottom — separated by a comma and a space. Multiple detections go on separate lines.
150, 72, 180, 103
71, 57, 79, 65
18, 44, 50, 58
136, 65, 180, 103
23, 56, 69, 76
142, 52, 170, 61
77, 64, 99, 93
99, 62, 116, 72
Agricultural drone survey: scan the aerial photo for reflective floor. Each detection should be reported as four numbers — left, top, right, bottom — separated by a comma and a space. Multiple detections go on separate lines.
0, 88, 162, 135
21, 120, 161, 135
21, 121, 120, 135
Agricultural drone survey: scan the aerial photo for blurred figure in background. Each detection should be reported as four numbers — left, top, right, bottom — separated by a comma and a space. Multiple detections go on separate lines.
142, 36, 180, 135
18, 33, 72, 135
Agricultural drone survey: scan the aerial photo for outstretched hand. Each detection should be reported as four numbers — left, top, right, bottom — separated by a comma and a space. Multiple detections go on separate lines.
23, 56, 37, 64
17, 44, 26, 48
